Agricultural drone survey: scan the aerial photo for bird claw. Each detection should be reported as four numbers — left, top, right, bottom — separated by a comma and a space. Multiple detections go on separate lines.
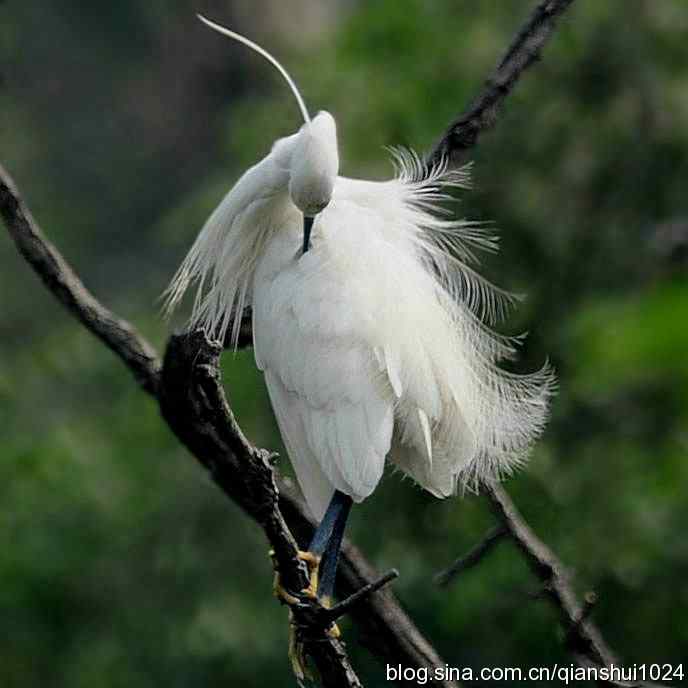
296, 550, 321, 600
271, 549, 321, 605
270, 548, 342, 679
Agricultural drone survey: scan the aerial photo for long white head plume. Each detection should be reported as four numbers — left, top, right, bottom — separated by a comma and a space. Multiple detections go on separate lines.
197, 14, 311, 125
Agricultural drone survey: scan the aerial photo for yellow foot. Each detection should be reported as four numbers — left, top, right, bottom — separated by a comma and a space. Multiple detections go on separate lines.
270, 549, 321, 605
297, 550, 321, 599
269, 548, 341, 679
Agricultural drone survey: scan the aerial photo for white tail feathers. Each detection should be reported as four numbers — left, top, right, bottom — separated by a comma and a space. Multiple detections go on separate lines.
386, 147, 556, 489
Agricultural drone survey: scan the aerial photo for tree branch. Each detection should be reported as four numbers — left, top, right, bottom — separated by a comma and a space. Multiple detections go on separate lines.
425, 0, 576, 169
485, 484, 618, 669
0, 164, 161, 396
433, 525, 508, 587
438, 486, 668, 687
325, 570, 399, 623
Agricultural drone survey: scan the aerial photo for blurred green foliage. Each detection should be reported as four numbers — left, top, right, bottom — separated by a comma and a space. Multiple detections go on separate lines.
1, 1, 686, 686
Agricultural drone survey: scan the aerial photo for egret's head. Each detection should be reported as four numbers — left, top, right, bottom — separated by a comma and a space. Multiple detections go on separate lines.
289, 111, 339, 236
197, 14, 337, 252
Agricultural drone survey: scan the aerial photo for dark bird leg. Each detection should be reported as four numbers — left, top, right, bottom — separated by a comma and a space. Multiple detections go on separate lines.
309, 490, 353, 604
273, 490, 352, 633
276, 491, 353, 674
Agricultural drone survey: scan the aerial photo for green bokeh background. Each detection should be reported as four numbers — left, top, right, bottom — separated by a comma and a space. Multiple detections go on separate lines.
1, 1, 686, 686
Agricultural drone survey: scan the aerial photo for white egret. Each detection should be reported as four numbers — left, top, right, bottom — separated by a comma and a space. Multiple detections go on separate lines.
165, 15, 555, 606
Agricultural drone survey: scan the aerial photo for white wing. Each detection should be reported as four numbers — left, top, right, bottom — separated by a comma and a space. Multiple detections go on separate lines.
163, 134, 297, 346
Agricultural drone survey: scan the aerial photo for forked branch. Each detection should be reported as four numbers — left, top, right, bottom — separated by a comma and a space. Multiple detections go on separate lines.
485, 484, 617, 669
436, 485, 667, 687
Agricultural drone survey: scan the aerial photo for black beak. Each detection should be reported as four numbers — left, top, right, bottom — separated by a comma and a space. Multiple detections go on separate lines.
302, 215, 315, 254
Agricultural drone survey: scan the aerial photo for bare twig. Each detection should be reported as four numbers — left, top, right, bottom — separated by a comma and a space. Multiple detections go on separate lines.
434, 525, 507, 587
485, 483, 617, 669
437, 485, 666, 686
0, 165, 161, 396
486, 485, 670, 688
325, 569, 399, 623
426, 0, 576, 170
